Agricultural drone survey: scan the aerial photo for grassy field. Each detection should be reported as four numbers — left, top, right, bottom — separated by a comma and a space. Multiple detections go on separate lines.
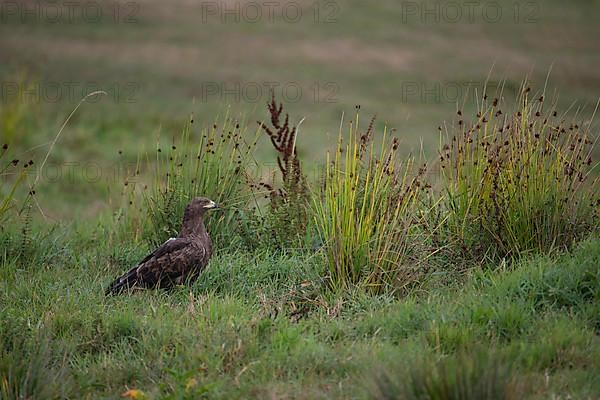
2, 0, 600, 218
1, 227, 599, 399
1, 1, 600, 399
2, 91, 599, 398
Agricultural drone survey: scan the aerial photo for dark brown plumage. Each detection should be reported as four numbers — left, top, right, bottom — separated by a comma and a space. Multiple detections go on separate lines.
105, 197, 219, 295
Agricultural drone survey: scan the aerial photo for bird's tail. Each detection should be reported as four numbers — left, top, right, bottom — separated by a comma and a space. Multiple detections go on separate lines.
105, 266, 138, 296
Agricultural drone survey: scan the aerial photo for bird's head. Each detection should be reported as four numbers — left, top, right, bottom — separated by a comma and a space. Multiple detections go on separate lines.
180, 197, 219, 237
187, 197, 219, 215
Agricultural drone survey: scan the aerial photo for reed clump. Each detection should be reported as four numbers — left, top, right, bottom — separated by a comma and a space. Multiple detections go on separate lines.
123, 112, 260, 250
439, 86, 599, 259
313, 113, 435, 294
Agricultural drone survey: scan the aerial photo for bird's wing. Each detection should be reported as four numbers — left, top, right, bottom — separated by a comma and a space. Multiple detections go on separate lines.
106, 238, 192, 294
137, 237, 183, 265
135, 237, 194, 284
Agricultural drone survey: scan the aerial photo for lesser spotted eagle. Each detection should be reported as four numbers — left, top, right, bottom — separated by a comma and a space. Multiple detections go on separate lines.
105, 197, 218, 295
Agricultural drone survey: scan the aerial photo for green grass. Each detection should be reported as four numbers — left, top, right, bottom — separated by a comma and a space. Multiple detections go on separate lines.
2, 222, 598, 399
2, 0, 600, 218
439, 86, 599, 259
124, 111, 261, 249
2, 2, 599, 397
2, 79, 597, 399
313, 114, 434, 293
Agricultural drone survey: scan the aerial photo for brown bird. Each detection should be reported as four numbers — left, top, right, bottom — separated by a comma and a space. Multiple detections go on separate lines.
105, 197, 219, 295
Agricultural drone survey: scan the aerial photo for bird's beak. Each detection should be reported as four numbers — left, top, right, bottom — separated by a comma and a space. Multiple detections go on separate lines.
205, 200, 219, 209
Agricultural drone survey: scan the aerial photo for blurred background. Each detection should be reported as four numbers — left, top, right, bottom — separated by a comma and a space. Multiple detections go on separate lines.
1, 0, 599, 219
